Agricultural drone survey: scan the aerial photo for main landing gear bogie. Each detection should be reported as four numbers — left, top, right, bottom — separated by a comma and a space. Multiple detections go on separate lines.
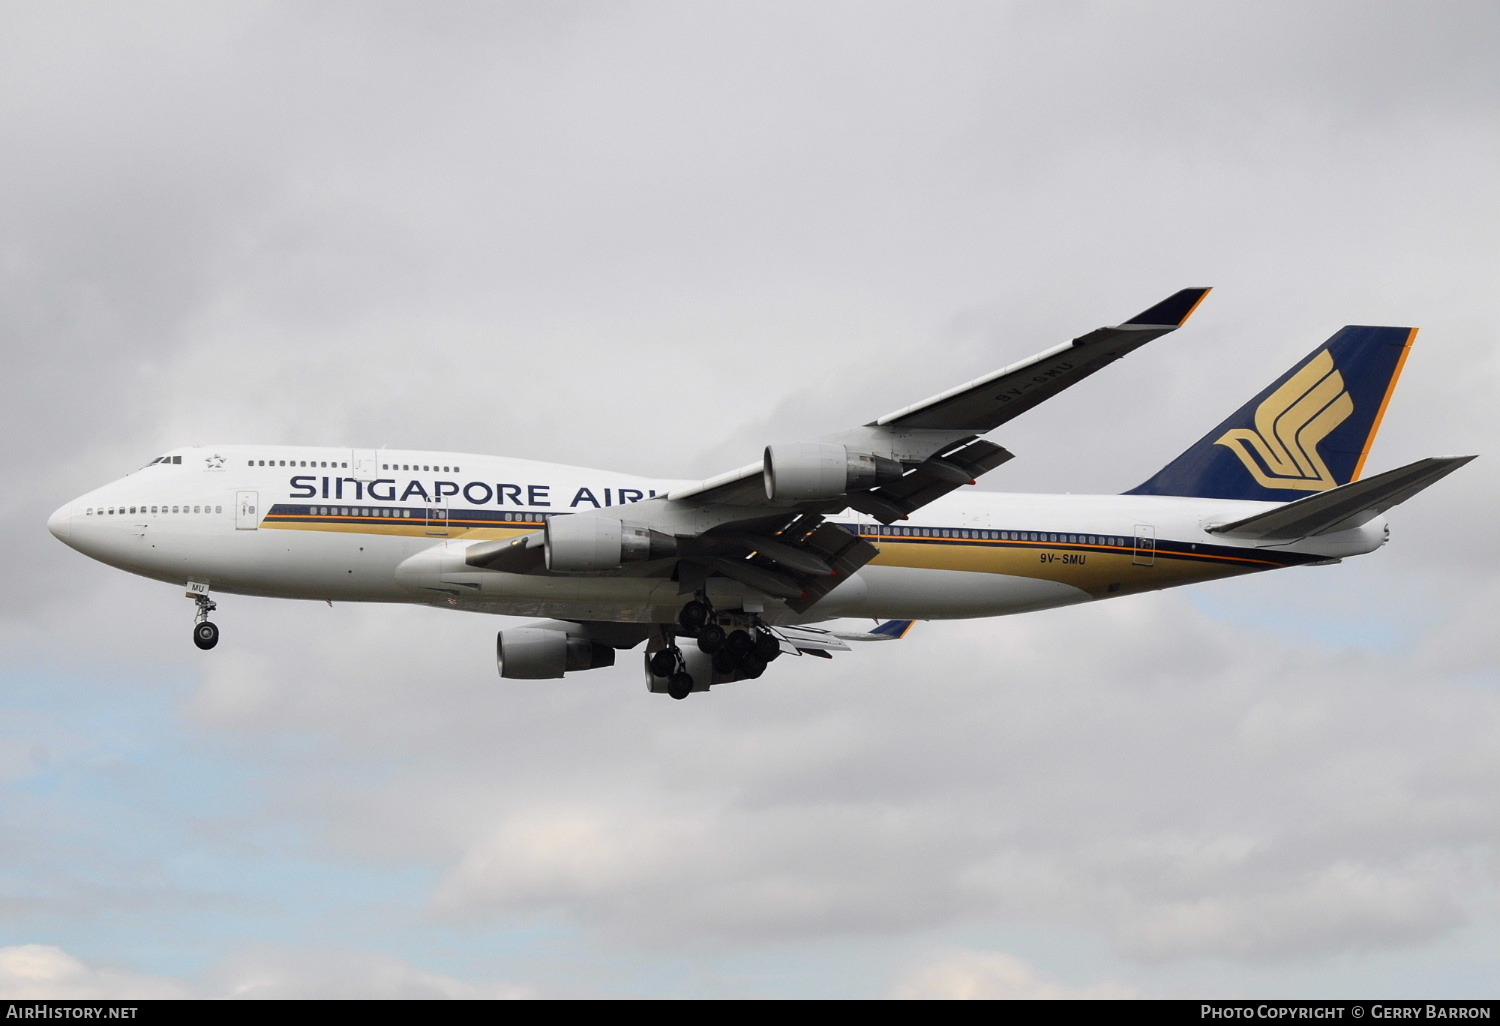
661, 596, 784, 698
650, 644, 695, 701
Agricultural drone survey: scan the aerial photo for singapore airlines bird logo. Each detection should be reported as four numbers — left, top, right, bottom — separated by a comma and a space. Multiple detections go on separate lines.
1214, 349, 1353, 491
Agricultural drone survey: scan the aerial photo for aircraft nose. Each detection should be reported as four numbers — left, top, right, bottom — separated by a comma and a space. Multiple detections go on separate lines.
47, 503, 73, 546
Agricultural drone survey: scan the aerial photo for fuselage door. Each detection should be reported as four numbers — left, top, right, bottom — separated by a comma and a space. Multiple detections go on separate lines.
1133, 524, 1155, 566
236, 491, 260, 531
351, 449, 380, 482
426, 504, 450, 536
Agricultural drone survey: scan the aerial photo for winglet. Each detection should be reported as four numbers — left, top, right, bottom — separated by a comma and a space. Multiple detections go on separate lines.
870, 619, 917, 640
1123, 288, 1213, 327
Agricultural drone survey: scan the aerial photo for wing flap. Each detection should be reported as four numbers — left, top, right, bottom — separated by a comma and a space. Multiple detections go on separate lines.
785, 521, 880, 614
848, 439, 1013, 523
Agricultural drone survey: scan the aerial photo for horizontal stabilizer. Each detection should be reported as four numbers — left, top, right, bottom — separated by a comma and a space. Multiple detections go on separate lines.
1207, 455, 1476, 541
774, 624, 854, 657
772, 618, 917, 657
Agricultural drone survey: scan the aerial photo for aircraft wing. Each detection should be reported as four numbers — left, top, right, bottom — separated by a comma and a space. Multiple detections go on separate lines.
666, 287, 1209, 509
467, 288, 1212, 612
869, 288, 1212, 431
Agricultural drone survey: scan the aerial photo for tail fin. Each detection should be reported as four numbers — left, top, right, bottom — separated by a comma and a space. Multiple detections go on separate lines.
1127, 325, 1416, 501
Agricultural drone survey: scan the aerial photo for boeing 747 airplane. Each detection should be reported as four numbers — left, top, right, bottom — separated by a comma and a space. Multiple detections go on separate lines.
48, 290, 1473, 698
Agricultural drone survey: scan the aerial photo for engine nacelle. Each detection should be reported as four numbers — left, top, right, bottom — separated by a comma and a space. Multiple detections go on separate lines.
497, 627, 616, 679
544, 516, 676, 572
763, 443, 903, 501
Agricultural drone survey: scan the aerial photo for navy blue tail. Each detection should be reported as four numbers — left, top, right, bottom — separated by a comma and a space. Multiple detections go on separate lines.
1127, 326, 1415, 502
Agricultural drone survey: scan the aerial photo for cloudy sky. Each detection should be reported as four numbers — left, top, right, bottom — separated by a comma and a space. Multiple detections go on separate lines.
3, 0, 1497, 999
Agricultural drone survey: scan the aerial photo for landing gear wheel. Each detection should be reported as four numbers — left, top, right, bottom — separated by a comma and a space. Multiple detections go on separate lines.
712, 648, 737, 676
753, 631, 781, 662
193, 621, 220, 651
739, 653, 767, 679
725, 629, 754, 657
188, 587, 219, 650
678, 600, 710, 632
697, 625, 726, 654
649, 647, 680, 678
667, 672, 694, 700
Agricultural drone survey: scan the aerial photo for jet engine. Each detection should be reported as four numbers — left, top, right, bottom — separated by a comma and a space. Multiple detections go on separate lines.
497, 627, 616, 679
763, 443, 903, 501
543, 516, 677, 572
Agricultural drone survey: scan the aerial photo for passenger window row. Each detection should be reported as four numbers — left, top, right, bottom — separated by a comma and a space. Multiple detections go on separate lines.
312, 508, 414, 519
306, 508, 542, 520
241, 459, 462, 473
875, 526, 1130, 546
88, 505, 223, 516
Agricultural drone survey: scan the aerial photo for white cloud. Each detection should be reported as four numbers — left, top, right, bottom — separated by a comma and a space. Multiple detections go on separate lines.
888, 948, 1138, 1000
0, 945, 190, 1000
170, 591, 1496, 962
0, 944, 537, 1000
206, 947, 536, 1000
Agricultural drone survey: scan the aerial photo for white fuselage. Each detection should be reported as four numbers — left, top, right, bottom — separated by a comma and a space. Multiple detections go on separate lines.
49, 445, 1388, 626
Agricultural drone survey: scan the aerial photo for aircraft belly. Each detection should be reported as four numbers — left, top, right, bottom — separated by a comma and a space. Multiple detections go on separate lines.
812, 565, 1090, 619
163, 530, 420, 602
400, 562, 1089, 624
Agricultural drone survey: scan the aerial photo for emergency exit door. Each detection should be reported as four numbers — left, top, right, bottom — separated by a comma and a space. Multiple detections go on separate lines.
236, 491, 260, 530
1133, 524, 1156, 566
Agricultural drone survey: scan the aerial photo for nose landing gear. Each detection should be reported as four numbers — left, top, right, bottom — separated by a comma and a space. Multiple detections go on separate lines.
187, 582, 219, 650
193, 620, 220, 650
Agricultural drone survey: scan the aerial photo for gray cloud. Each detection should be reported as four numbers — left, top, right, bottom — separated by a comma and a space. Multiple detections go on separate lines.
158, 591, 1499, 963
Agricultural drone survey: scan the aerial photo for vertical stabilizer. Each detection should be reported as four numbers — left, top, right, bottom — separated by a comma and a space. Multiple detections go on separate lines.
1127, 325, 1415, 501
